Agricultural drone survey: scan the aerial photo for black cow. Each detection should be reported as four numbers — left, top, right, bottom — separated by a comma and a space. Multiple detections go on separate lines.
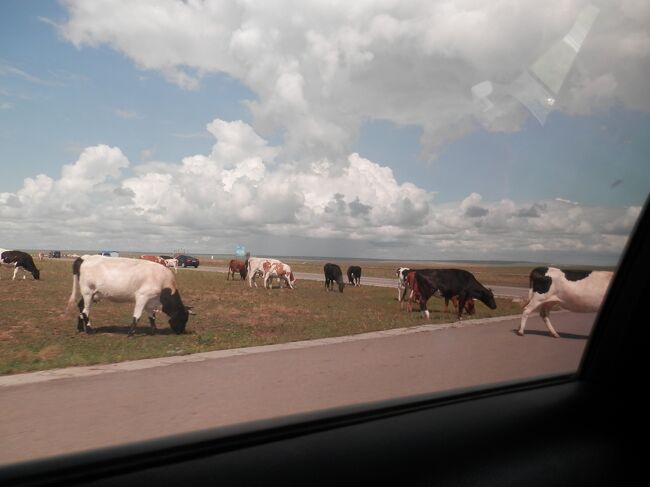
0, 249, 40, 280
414, 269, 496, 319
347, 266, 362, 287
324, 263, 345, 293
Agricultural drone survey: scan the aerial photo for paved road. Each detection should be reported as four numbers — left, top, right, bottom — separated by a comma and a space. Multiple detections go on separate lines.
0, 312, 594, 465
187, 266, 529, 298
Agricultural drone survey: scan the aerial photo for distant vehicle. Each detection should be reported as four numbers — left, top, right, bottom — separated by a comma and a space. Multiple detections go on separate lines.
48, 250, 61, 258
175, 254, 199, 268
99, 250, 119, 257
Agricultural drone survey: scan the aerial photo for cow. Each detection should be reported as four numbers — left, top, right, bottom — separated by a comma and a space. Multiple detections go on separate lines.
518, 266, 613, 338
38, 252, 46, 261
401, 270, 476, 315
227, 259, 248, 280
396, 267, 410, 301
140, 255, 166, 266
324, 263, 345, 292
263, 262, 296, 289
347, 266, 362, 287
412, 269, 496, 319
245, 254, 284, 288
162, 257, 178, 274
0, 249, 40, 280
67, 255, 191, 335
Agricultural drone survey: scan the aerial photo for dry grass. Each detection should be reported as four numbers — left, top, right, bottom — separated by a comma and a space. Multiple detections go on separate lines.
1, 257, 530, 375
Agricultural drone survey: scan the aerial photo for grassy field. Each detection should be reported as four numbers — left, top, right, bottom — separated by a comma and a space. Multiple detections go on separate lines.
0, 257, 527, 375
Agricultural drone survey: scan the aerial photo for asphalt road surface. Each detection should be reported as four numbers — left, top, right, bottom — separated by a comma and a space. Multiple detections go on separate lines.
0, 311, 594, 465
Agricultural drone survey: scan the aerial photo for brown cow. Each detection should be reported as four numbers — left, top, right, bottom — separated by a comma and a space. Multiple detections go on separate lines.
227, 259, 247, 280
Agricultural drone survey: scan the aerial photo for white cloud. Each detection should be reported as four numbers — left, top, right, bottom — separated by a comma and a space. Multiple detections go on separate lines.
57, 0, 650, 162
0, 119, 639, 263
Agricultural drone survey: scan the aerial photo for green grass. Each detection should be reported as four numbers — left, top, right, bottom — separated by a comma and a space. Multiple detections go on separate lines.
0, 258, 523, 375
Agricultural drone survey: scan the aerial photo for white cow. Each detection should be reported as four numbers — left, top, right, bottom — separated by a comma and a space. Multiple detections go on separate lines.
67, 255, 190, 335
518, 266, 613, 338
163, 258, 178, 274
263, 261, 296, 289
246, 256, 283, 288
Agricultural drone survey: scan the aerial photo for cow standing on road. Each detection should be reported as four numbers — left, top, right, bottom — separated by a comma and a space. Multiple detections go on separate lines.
347, 266, 362, 287
518, 266, 613, 338
324, 263, 345, 293
0, 249, 40, 280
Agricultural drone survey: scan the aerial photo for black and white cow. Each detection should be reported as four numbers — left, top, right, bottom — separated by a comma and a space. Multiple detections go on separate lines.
396, 267, 411, 301
347, 265, 362, 287
324, 263, 345, 293
414, 269, 497, 319
67, 255, 191, 335
0, 248, 40, 280
518, 266, 613, 338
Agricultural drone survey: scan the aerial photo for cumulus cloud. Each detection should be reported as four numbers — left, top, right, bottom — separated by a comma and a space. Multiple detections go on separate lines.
57, 0, 650, 162
0, 119, 640, 263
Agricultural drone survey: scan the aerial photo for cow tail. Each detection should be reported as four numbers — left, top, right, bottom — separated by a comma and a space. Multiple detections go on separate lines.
520, 273, 534, 308
67, 257, 83, 311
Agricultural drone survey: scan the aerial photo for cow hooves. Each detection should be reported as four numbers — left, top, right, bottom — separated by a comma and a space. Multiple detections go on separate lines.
551, 333, 560, 338
516, 330, 525, 336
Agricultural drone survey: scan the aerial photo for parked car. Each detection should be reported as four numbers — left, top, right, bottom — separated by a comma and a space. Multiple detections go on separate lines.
48, 250, 61, 258
175, 254, 199, 268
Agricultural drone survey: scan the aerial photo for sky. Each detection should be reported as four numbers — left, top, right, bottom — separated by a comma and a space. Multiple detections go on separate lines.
1, 0, 649, 265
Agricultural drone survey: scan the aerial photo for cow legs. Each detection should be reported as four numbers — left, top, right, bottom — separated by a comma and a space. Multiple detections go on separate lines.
146, 303, 158, 335
128, 298, 149, 336
540, 305, 560, 338
518, 297, 540, 336
76, 298, 87, 332
79, 293, 94, 333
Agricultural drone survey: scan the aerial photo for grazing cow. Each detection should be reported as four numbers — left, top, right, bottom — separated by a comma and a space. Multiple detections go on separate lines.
0, 249, 40, 280
245, 255, 284, 288
263, 262, 296, 289
67, 255, 191, 335
347, 266, 362, 286
518, 266, 613, 338
227, 259, 248, 280
140, 255, 166, 266
396, 267, 411, 301
324, 263, 345, 293
401, 270, 475, 315
413, 269, 496, 319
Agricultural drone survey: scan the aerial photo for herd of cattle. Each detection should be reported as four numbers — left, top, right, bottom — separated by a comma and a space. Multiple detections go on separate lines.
1, 247, 613, 339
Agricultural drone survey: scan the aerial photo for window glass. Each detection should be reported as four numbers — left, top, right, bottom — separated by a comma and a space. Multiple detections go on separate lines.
1, 0, 648, 464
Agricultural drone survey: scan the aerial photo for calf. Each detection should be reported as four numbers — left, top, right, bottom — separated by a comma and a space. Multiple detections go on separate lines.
67, 255, 190, 335
518, 266, 613, 338
0, 249, 40, 280
414, 269, 496, 319
263, 262, 296, 289
324, 263, 345, 292
347, 266, 362, 286
227, 259, 247, 280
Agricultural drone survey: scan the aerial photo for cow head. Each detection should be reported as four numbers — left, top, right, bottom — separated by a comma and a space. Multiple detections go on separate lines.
478, 288, 497, 309
32, 268, 41, 280
160, 288, 190, 334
